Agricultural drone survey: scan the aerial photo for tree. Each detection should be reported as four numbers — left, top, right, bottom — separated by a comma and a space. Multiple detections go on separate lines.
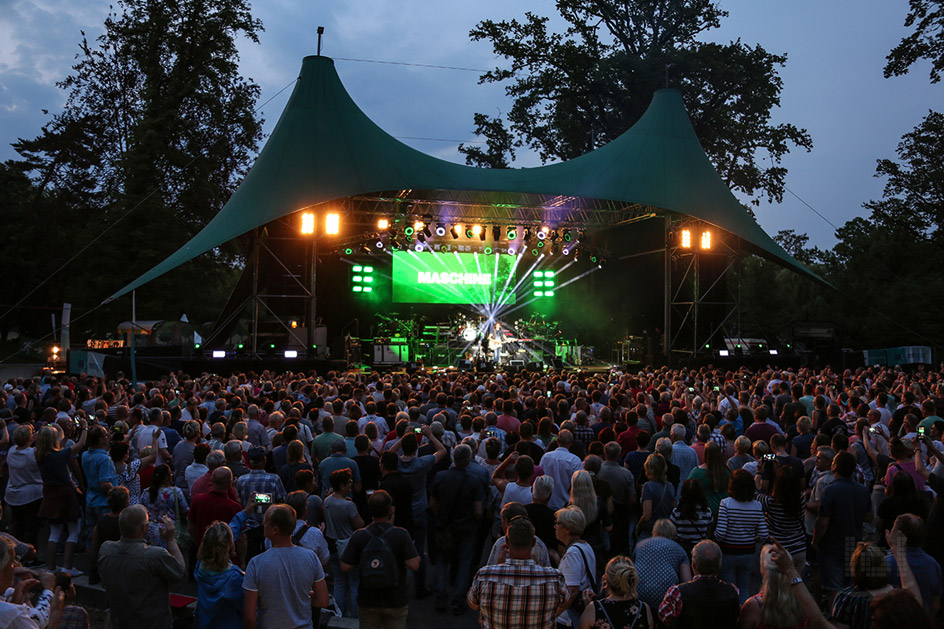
7, 0, 263, 340
461, 0, 811, 206
885, 0, 944, 83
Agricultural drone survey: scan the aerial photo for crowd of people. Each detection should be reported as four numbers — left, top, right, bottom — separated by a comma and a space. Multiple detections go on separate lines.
0, 362, 941, 628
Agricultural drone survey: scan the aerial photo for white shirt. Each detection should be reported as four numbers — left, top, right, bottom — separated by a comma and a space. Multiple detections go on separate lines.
134, 424, 168, 456
185, 462, 208, 492
540, 446, 581, 510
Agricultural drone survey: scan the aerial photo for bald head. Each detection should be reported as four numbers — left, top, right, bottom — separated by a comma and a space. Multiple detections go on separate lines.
211, 466, 233, 490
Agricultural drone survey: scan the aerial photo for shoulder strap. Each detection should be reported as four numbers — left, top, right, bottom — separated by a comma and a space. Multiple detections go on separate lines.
292, 523, 311, 545
574, 543, 598, 593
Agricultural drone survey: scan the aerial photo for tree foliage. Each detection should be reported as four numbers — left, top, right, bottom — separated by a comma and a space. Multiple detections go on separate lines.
5, 0, 263, 343
886, 0, 944, 83
461, 0, 811, 205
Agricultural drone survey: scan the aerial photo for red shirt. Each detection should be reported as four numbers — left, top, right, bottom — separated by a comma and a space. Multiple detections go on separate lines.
496, 414, 521, 435
188, 490, 242, 548
617, 426, 641, 457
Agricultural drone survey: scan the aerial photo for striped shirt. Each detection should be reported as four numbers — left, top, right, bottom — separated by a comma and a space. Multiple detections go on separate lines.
468, 558, 569, 629
713, 497, 768, 554
756, 492, 807, 555
670, 504, 713, 548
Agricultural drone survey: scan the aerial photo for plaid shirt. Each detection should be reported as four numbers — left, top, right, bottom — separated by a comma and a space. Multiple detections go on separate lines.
574, 424, 595, 447
468, 558, 568, 629
236, 469, 286, 528
710, 429, 727, 451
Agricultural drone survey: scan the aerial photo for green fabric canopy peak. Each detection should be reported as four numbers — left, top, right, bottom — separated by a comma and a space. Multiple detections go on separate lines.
107, 54, 822, 301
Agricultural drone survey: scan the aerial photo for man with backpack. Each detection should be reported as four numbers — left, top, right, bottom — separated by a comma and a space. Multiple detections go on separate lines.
340, 490, 419, 629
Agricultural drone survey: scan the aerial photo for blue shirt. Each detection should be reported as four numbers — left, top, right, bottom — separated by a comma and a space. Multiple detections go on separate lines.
885, 547, 942, 616
82, 447, 117, 508
399, 454, 437, 516
318, 454, 361, 495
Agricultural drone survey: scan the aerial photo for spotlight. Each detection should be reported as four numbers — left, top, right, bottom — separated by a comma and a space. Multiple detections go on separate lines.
472, 224, 482, 237
492, 225, 501, 241
719, 349, 730, 357
361, 244, 371, 254
536, 228, 547, 240
680, 229, 692, 249
284, 350, 298, 359
375, 239, 384, 248
590, 253, 599, 264
325, 213, 340, 235
507, 246, 517, 255
561, 229, 572, 242
377, 218, 389, 230
562, 247, 571, 256
450, 225, 460, 239
531, 248, 540, 256
414, 221, 425, 232
290, 320, 298, 329
343, 247, 353, 255
212, 350, 226, 358
435, 224, 446, 237
300, 212, 315, 235
404, 226, 415, 236
484, 246, 493, 255
700, 230, 712, 250
465, 226, 474, 238
597, 256, 607, 268
414, 243, 424, 252
506, 227, 517, 240
769, 349, 779, 356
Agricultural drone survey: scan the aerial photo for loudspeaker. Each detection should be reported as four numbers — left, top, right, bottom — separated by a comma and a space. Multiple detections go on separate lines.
508, 359, 525, 373
476, 360, 494, 372
526, 361, 543, 372
546, 358, 564, 370
457, 360, 474, 371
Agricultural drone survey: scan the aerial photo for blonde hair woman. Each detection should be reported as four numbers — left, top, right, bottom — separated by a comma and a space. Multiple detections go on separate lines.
194, 522, 244, 629
737, 544, 807, 629
35, 422, 87, 575
578, 556, 653, 629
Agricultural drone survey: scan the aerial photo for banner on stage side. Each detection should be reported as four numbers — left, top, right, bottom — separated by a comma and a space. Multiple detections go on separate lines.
391, 251, 516, 304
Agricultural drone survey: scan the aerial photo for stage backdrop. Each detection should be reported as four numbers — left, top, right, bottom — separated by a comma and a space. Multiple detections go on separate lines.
391, 251, 517, 305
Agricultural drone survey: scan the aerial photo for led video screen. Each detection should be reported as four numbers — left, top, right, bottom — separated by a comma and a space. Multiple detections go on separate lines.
391, 250, 516, 304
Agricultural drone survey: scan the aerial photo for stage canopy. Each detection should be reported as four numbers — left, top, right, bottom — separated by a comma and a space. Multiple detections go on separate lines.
109, 54, 823, 301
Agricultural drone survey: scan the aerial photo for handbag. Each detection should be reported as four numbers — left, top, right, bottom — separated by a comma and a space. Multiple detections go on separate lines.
172, 489, 192, 551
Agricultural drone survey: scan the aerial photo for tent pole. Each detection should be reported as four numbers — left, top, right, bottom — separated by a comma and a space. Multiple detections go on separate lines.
663, 214, 671, 366
251, 228, 259, 357
308, 237, 317, 356
130, 291, 137, 388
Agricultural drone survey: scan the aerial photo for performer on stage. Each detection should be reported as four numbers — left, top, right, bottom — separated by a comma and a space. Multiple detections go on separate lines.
491, 321, 504, 364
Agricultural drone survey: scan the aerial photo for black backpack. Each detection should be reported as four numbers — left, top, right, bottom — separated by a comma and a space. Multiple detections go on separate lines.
359, 524, 399, 589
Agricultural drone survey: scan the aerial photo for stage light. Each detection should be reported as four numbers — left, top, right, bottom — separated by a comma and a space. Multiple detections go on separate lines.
391, 237, 402, 250
212, 350, 226, 359
484, 246, 493, 255
680, 229, 692, 248
537, 240, 545, 248
52, 345, 60, 354
414, 221, 425, 232
597, 256, 607, 268
450, 225, 460, 239
284, 350, 298, 359
536, 227, 548, 240
562, 229, 572, 242
404, 225, 415, 236
374, 239, 384, 248
377, 218, 389, 230
414, 243, 424, 252
465, 226, 474, 238
719, 349, 730, 357
507, 246, 517, 255
590, 253, 599, 264
472, 224, 482, 236
573, 247, 581, 261
435, 224, 446, 237
769, 349, 779, 356
300, 212, 315, 235
343, 247, 353, 255
290, 320, 298, 329
531, 248, 540, 256
325, 213, 340, 235
422, 225, 432, 238
507, 227, 517, 240
700, 230, 712, 250
562, 247, 571, 255
492, 226, 501, 241
361, 244, 371, 254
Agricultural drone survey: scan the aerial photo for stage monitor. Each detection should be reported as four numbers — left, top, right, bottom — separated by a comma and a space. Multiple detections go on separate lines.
391, 251, 517, 305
